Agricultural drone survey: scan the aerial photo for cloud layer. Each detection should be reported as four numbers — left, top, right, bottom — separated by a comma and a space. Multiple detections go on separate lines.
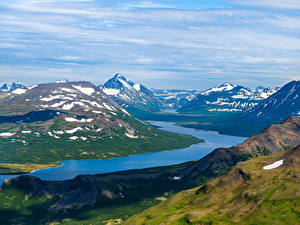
0, 0, 299, 89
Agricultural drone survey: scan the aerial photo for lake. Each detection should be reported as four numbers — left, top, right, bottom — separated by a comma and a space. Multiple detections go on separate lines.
0, 122, 246, 184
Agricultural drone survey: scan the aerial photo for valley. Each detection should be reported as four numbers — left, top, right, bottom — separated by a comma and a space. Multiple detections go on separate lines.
1, 1, 299, 224
0, 78, 300, 225
0, 115, 299, 224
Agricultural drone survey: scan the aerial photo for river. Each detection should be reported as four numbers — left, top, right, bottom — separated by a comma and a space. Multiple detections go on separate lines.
0, 122, 246, 184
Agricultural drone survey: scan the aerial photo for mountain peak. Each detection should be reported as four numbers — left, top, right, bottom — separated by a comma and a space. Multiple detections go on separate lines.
201, 82, 236, 95
113, 73, 127, 81
219, 82, 236, 89
102, 74, 163, 112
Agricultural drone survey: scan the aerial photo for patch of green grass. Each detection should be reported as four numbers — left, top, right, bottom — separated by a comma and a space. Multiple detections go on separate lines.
124, 151, 300, 225
0, 187, 55, 225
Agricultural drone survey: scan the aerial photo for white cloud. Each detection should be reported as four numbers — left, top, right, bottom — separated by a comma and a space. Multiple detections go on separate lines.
0, 0, 299, 88
233, 0, 300, 10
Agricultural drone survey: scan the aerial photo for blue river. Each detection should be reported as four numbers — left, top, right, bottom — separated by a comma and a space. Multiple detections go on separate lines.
0, 122, 246, 184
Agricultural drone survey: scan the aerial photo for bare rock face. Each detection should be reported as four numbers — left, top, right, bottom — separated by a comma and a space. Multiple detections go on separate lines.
236, 116, 300, 155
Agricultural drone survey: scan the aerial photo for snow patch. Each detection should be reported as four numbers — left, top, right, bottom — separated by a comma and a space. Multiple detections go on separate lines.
263, 159, 284, 170
21, 131, 32, 134
72, 85, 95, 96
69, 136, 79, 140
103, 88, 120, 95
28, 85, 38, 90
12, 88, 27, 94
62, 101, 86, 110
65, 117, 94, 123
103, 102, 114, 111
133, 84, 141, 91
125, 132, 139, 139
0, 132, 15, 137
66, 127, 83, 134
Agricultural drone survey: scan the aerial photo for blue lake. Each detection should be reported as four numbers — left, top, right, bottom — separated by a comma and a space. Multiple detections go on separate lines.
0, 122, 246, 184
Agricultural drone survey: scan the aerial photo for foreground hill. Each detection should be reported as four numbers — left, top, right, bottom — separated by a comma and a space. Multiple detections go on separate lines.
125, 145, 300, 225
101, 74, 164, 112
0, 81, 200, 172
241, 80, 300, 124
0, 117, 299, 224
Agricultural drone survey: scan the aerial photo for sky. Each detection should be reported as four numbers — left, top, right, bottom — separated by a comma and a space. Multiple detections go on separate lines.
0, 0, 300, 90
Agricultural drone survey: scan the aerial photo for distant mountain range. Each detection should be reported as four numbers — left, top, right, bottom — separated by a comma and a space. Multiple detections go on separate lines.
179, 82, 280, 113
3, 78, 300, 127
101, 74, 164, 112
151, 89, 201, 109
0, 82, 27, 92
241, 80, 300, 124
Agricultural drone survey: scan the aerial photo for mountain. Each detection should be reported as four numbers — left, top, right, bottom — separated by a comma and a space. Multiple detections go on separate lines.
179, 82, 279, 113
101, 74, 164, 112
0, 81, 200, 168
1, 116, 299, 224
0, 82, 27, 92
152, 89, 201, 109
125, 145, 300, 225
241, 80, 300, 124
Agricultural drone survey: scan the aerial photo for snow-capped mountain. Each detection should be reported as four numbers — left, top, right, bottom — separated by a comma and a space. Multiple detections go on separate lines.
179, 82, 279, 113
241, 80, 300, 123
101, 74, 164, 112
0, 81, 147, 142
0, 82, 27, 92
255, 86, 280, 100
152, 89, 201, 109
2, 81, 129, 116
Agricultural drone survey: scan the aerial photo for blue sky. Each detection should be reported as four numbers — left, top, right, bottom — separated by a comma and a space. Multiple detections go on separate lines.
0, 0, 300, 89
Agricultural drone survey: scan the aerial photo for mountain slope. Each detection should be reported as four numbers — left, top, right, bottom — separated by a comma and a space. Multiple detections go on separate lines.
0, 81, 200, 168
181, 116, 300, 180
125, 146, 300, 225
101, 74, 164, 112
241, 80, 300, 124
179, 82, 279, 113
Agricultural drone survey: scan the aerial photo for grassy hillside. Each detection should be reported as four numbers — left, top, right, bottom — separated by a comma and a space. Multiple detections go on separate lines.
0, 116, 201, 173
125, 147, 300, 225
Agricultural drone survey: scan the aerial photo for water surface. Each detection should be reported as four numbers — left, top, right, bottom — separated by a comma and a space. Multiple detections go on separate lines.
0, 122, 246, 184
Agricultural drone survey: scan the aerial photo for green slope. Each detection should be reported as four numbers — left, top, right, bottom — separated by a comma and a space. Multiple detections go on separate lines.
124, 146, 300, 225
0, 115, 201, 173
